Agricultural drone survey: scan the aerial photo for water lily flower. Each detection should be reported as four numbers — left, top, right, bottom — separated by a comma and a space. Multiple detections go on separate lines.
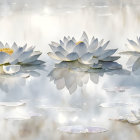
120, 37, 140, 74
111, 109, 140, 125
0, 42, 45, 75
48, 32, 122, 71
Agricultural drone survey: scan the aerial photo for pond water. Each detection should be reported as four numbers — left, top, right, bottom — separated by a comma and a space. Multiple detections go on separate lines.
0, 0, 140, 140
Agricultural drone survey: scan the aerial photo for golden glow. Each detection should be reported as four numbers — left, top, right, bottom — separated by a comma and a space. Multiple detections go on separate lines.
76, 41, 84, 45
0, 48, 13, 55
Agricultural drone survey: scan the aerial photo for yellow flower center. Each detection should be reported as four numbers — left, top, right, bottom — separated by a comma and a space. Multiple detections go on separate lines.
0, 48, 14, 55
76, 41, 84, 45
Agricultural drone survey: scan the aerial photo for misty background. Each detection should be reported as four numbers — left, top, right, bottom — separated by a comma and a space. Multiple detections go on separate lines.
0, 0, 140, 140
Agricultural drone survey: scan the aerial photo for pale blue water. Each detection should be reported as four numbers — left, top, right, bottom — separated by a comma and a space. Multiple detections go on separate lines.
0, 0, 140, 140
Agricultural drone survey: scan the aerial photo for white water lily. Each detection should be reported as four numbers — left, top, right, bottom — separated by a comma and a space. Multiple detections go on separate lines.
48, 32, 122, 71
120, 37, 140, 74
0, 42, 45, 75
110, 109, 140, 125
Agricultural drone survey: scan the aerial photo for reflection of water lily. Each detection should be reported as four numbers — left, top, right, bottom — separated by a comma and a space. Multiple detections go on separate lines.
120, 37, 140, 74
48, 32, 122, 71
48, 66, 103, 94
48, 62, 129, 94
0, 42, 45, 75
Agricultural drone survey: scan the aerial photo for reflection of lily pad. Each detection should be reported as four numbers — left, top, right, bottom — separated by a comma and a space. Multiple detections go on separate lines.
100, 102, 132, 108
86, 126, 108, 133
4, 111, 42, 121
0, 101, 26, 107
38, 106, 82, 112
58, 125, 85, 134
103, 87, 128, 93
58, 125, 108, 134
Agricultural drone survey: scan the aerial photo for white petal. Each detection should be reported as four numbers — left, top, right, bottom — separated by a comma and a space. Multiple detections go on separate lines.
128, 39, 138, 46
11, 47, 24, 60
63, 36, 68, 44
48, 52, 62, 60
11, 42, 18, 50
100, 56, 120, 61
80, 31, 89, 43
55, 51, 68, 61
66, 40, 75, 52
5, 43, 10, 48
10, 59, 18, 65
18, 48, 33, 62
67, 36, 71, 40
92, 47, 104, 57
22, 51, 42, 63
57, 46, 67, 55
28, 71, 40, 77
90, 36, 95, 45
3, 65, 20, 74
99, 39, 104, 46
72, 37, 76, 43
66, 52, 79, 61
137, 37, 140, 44
30, 60, 45, 65
49, 44, 57, 52
132, 57, 140, 73
101, 41, 110, 50
0, 52, 10, 64
60, 40, 64, 47
73, 42, 87, 57
23, 44, 27, 50
102, 62, 122, 70
0, 41, 4, 48
51, 41, 59, 47
98, 49, 117, 59
79, 52, 94, 64
89, 38, 98, 52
